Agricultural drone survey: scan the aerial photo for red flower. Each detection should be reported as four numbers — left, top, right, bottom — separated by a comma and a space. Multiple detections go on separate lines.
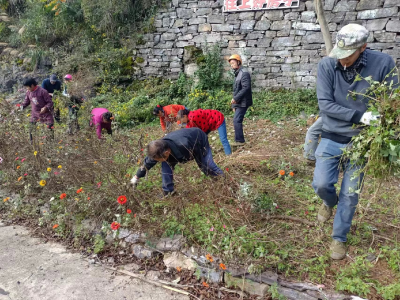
127, 209, 132, 214
134, 213, 137, 218
97, 182, 101, 188
111, 222, 120, 230
16, 104, 21, 107
53, 224, 59, 229
225, 168, 229, 171
117, 195, 127, 205
305, 211, 309, 215
60, 193, 67, 199
76, 188, 83, 194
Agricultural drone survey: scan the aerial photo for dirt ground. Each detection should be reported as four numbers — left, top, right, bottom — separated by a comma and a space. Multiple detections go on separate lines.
0, 221, 188, 300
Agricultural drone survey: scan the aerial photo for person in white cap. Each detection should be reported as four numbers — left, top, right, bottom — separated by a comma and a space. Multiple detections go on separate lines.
312, 24, 398, 260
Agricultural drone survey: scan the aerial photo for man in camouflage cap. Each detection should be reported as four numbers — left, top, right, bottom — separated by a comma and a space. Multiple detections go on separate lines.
312, 24, 398, 259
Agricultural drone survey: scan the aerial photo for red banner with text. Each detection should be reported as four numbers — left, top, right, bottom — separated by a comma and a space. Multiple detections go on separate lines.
224, 0, 299, 12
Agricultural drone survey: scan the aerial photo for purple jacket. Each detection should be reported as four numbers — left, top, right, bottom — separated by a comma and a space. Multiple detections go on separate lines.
22, 86, 54, 124
90, 108, 112, 139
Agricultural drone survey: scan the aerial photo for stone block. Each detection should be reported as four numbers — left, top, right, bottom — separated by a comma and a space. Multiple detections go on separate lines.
374, 31, 397, 42
333, 0, 358, 12
277, 30, 290, 37
195, 8, 212, 15
178, 34, 194, 40
239, 12, 255, 20
170, 61, 182, 68
174, 19, 185, 28
324, 0, 336, 10
325, 11, 346, 23
187, 25, 198, 33
386, 20, 400, 32
193, 33, 222, 43
161, 33, 176, 41
156, 235, 185, 251
368, 42, 398, 50
305, 1, 315, 11
357, 0, 384, 11
199, 23, 212, 32
240, 20, 256, 31
177, 8, 193, 18
245, 32, 264, 40
384, 0, 400, 7
264, 10, 284, 21
357, 7, 398, 19
301, 11, 316, 22
163, 252, 197, 271
176, 41, 194, 47
302, 75, 317, 82
154, 19, 162, 27
132, 245, 155, 259
366, 18, 389, 31
208, 15, 224, 23
225, 274, 269, 296
246, 48, 267, 56
155, 41, 174, 48
250, 56, 267, 61
188, 17, 206, 25
162, 18, 170, 27
197, 266, 222, 283
292, 22, 320, 31
329, 23, 338, 31
285, 12, 299, 20
304, 32, 323, 44
258, 38, 272, 47
265, 31, 277, 38
272, 37, 301, 47
271, 20, 291, 31
254, 20, 271, 31
211, 24, 233, 32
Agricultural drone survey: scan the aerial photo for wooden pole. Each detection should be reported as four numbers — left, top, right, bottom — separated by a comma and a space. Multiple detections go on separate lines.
315, 0, 333, 55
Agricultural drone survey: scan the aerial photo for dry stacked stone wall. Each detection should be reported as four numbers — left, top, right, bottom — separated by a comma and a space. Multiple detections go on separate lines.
133, 0, 400, 90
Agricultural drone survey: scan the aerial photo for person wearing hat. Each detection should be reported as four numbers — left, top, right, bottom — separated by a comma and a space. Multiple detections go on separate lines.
228, 54, 252, 146
312, 24, 398, 260
42, 74, 62, 123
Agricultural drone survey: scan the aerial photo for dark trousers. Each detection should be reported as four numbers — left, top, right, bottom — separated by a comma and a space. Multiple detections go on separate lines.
233, 107, 248, 143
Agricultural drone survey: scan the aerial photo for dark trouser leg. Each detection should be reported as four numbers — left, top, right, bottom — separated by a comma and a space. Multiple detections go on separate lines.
29, 122, 36, 144
161, 162, 175, 192
233, 107, 248, 143
198, 147, 224, 176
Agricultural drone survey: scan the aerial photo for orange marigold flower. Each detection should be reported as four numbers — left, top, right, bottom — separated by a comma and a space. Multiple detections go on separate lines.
76, 188, 83, 194
18, 176, 23, 182
111, 222, 120, 230
279, 170, 285, 176
289, 171, 294, 177
60, 193, 67, 199
202, 282, 209, 288
16, 166, 20, 169
176, 267, 182, 272
3, 197, 10, 202
205, 254, 213, 262
117, 195, 127, 205
53, 224, 59, 229
219, 263, 227, 270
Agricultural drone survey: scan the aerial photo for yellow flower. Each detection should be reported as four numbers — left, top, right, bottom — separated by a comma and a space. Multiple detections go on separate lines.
58, 165, 62, 169
39, 180, 46, 187
47, 167, 52, 172
3, 197, 10, 202
26, 113, 31, 117
59, 146, 62, 149
94, 161, 98, 164
34, 151, 38, 156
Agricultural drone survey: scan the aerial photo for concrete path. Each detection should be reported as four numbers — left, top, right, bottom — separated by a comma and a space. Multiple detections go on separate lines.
0, 221, 188, 300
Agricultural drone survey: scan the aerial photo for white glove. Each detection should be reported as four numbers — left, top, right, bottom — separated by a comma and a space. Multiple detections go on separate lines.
130, 176, 139, 189
360, 112, 380, 126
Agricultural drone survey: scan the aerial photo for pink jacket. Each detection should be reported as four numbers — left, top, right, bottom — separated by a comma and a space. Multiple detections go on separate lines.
22, 86, 54, 124
90, 108, 112, 139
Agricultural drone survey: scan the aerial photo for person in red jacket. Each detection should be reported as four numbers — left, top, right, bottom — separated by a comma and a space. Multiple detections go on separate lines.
153, 104, 185, 133
177, 108, 231, 155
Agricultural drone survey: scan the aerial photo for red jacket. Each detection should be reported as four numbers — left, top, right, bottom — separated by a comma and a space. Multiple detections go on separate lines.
160, 104, 185, 132
185, 109, 225, 134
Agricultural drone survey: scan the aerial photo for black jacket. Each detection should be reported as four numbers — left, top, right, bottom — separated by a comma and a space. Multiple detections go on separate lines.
136, 128, 210, 178
232, 67, 252, 108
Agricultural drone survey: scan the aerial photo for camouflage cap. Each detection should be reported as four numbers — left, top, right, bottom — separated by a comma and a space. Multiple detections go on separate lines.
329, 24, 369, 60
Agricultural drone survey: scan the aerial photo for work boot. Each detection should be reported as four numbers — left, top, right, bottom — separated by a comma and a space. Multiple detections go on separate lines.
231, 141, 246, 147
159, 191, 176, 199
318, 203, 333, 223
306, 159, 316, 166
330, 240, 347, 260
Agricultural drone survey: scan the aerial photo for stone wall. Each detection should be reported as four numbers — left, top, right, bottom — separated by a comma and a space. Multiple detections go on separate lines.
133, 0, 400, 90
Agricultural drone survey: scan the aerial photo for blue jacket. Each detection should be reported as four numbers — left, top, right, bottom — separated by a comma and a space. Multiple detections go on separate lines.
317, 49, 398, 143
41, 78, 62, 94
232, 67, 253, 108
136, 128, 210, 178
